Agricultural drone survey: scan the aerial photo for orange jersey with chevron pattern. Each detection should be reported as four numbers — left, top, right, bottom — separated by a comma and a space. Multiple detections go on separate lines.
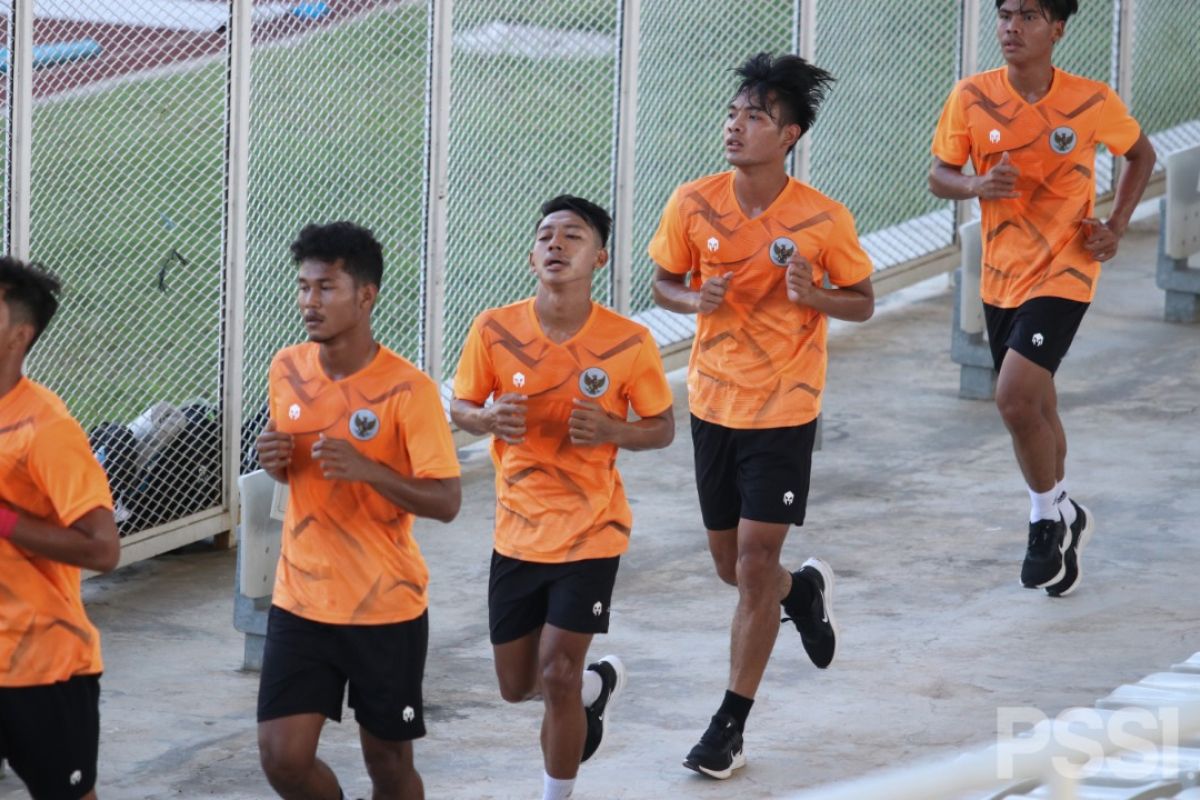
268, 343, 460, 625
453, 300, 672, 563
648, 172, 873, 429
1, 377, 112, 687
932, 67, 1141, 308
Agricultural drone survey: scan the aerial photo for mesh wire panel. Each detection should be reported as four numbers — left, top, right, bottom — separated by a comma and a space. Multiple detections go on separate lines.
23, 1, 229, 535
1, 2, 8, 249
976, 1, 1115, 193
809, 2, 958, 244
441, 0, 619, 378
242, 0, 429, 453
1131, 0, 1200, 136
630, 1, 792, 314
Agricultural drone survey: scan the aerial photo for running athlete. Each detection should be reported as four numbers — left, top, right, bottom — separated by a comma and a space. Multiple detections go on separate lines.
451, 196, 674, 800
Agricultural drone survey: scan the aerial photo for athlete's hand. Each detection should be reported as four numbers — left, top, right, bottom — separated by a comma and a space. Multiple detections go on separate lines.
974, 151, 1020, 200
696, 271, 734, 315
489, 393, 527, 445
312, 435, 377, 482
1081, 217, 1120, 262
256, 419, 294, 473
785, 255, 818, 307
568, 399, 619, 446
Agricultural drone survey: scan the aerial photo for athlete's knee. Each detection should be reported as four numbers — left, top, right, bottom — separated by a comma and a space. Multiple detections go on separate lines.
363, 741, 419, 797
735, 547, 779, 597
712, 550, 738, 586
995, 384, 1041, 431
258, 731, 314, 791
539, 651, 583, 706
497, 672, 537, 704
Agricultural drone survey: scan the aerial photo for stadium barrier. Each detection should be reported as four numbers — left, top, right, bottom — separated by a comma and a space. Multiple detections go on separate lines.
1158, 143, 1200, 323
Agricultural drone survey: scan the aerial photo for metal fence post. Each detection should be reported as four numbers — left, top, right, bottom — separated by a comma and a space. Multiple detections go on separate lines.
423, 0, 452, 382
220, 0, 253, 545
1111, 0, 1134, 187
611, 0, 640, 315
6, 0, 33, 259
955, 0, 980, 233
794, 0, 816, 183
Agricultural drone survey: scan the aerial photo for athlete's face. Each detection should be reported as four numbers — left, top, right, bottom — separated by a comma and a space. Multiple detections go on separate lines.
724, 92, 800, 168
0, 291, 33, 360
528, 210, 608, 288
295, 259, 375, 344
996, 0, 1064, 66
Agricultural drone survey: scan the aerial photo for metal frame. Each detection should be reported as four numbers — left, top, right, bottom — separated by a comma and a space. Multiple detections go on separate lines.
610, 0, 640, 316
5, 0, 32, 258
422, 0, 452, 382
1156, 145, 1200, 322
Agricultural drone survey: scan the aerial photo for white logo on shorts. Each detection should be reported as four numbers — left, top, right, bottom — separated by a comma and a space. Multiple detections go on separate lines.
288, 403, 300, 420
592, 601, 603, 617
70, 770, 82, 786
1032, 332, 1045, 347
989, 129, 1001, 144
707, 237, 719, 252
513, 371, 526, 388
403, 706, 415, 723
783, 491, 795, 506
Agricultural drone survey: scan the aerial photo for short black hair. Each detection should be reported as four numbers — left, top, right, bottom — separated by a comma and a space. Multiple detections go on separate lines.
995, 0, 1078, 22
0, 257, 62, 352
289, 221, 384, 289
537, 195, 612, 248
733, 52, 835, 146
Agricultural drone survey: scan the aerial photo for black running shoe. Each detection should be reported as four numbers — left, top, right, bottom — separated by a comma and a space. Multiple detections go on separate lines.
683, 713, 746, 780
1020, 517, 1071, 588
1046, 500, 1094, 597
781, 557, 838, 669
581, 654, 625, 763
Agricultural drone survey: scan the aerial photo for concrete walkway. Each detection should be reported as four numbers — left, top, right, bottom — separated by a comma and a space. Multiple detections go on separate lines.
3, 222, 1196, 800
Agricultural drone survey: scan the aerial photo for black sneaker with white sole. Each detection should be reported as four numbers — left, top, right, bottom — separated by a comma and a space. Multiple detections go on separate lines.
1045, 500, 1094, 597
683, 713, 745, 780
581, 654, 626, 763
1020, 517, 1072, 588
781, 557, 838, 669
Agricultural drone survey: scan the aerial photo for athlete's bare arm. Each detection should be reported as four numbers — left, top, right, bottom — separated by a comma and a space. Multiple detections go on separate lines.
308, 436, 461, 523
568, 402, 674, 450
3, 506, 120, 572
1082, 132, 1156, 261
785, 257, 874, 322
451, 394, 527, 445
256, 418, 293, 483
652, 266, 733, 315
928, 154, 1020, 201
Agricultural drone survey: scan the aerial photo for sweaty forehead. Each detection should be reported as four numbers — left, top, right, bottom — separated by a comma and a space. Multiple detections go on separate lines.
298, 258, 349, 281
538, 210, 588, 231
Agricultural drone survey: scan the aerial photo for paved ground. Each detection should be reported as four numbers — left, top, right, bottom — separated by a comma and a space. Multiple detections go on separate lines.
2, 221, 1197, 799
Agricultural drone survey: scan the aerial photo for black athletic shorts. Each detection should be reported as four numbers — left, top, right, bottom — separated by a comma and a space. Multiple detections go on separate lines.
488, 551, 620, 645
0, 674, 100, 800
257, 605, 428, 741
691, 414, 816, 531
984, 296, 1089, 375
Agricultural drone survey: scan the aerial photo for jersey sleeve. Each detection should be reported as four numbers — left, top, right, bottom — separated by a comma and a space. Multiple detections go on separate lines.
624, 333, 674, 419
1096, 87, 1142, 156
931, 82, 971, 167
647, 187, 698, 275
820, 205, 875, 288
452, 316, 498, 405
26, 418, 114, 527
402, 378, 461, 479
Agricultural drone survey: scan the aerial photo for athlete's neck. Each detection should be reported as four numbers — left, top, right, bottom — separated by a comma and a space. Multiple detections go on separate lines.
533, 288, 592, 345
0, 360, 22, 401
316, 327, 379, 381
732, 164, 790, 220
1006, 61, 1055, 104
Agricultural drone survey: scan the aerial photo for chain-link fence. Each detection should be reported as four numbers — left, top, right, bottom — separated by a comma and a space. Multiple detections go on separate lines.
5, 0, 1197, 561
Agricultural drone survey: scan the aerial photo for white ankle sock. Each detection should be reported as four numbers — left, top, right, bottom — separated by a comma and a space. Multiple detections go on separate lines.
1057, 481, 1077, 528
1029, 487, 1059, 523
543, 772, 575, 800
580, 668, 602, 707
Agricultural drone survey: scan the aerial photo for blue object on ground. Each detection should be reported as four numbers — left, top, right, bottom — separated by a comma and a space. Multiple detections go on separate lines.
292, 2, 330, 21
0, 39, 103, 72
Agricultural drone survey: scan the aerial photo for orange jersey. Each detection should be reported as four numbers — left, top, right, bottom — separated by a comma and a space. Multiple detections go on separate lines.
268, 343, 461, 625
453, 299, 672, 563
932, 67, 1141, 308
648, 172, 873, 429
0, 377, 113, 687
